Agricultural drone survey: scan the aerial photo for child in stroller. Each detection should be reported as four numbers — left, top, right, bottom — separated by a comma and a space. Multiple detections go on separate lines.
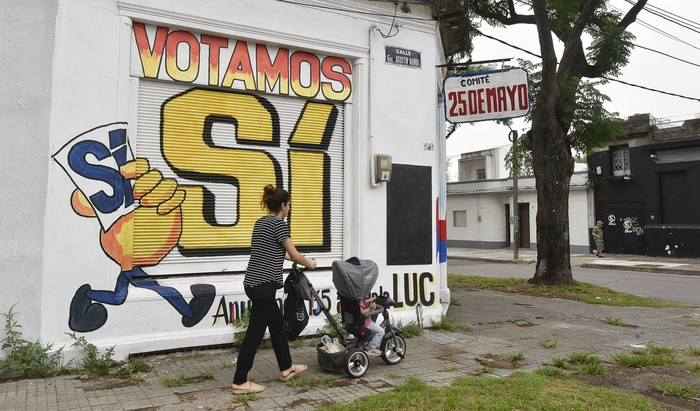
341, 295, 384, 356
291, 257, 407, 378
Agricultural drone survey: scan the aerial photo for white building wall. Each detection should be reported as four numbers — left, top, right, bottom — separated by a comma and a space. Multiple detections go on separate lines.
3, 0, 447, 360
457, 145, 510, 181
447, 172, 591, 253
1, 0, 58, 341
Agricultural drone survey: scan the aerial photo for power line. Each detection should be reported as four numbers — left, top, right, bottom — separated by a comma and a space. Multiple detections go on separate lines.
624, 0, 700, 34
276, 0, 699, 101
513, 0, 700, 69
474, 29, 700, 103
608, 3, 700, 52
273, 0, 434, 21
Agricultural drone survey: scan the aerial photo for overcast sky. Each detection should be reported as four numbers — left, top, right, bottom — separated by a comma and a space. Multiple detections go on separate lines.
445, 0, 700, 161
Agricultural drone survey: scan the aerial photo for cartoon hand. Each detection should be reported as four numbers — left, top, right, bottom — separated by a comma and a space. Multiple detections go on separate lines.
71, 158, 186, 270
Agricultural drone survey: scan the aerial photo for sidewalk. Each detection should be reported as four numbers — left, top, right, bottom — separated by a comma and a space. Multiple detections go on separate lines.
448, 247, 700, 276
2, 250, 700, 410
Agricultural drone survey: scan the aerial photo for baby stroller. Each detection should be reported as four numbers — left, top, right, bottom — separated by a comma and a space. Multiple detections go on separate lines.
289, 258, 406, 378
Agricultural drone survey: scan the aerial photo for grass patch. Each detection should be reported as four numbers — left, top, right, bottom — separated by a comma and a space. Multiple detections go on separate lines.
289, 338, 306, 349
431, 316, 472, 332
567, 353, 604, 374
508, 352, 524, 362
162, 373, 187, 388
317, 373, 665, 410
535, 366, 563, 377
613, 345, 681, 368
232, 393, 262, 403
475, 365, 492, 374
398, 321, 424, 338
115, 359, 152, 380
604, 316, 628, 326
68, 333, 120, 377
551, 357, 569, 369
447, 274, 693, 308
651, 379, 695, 398
0, 305, 71, 379
692, 365, 700, 376
568, 353, 601, 366
439, 365, 458, 372
579, 362, 605, 375
540, 340, 558, 349
199, 370, 214, 380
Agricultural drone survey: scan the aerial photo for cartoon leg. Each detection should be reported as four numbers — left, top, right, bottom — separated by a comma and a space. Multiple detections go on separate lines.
69, 284, 108, 333
86, 271, 131, 305
128, 268, 216, 327
182, 284, 217, 327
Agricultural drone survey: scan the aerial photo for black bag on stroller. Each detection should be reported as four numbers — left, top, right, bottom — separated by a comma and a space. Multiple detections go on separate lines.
282, 267, 311, 340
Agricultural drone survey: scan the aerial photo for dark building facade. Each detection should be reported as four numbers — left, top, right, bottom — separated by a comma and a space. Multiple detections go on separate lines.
588, 114, 700, 258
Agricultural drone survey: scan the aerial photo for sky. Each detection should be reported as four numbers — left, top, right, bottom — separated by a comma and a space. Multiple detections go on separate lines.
445, 0, 700, 167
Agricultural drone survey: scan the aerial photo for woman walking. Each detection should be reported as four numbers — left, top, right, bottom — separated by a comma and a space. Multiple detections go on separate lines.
232, 184, 317, 394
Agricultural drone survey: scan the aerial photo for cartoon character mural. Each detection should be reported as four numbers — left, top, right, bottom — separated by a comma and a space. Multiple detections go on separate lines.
53, 123, 216, 332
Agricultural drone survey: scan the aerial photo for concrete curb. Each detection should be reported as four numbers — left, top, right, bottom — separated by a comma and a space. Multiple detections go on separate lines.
580, 262, 700, 276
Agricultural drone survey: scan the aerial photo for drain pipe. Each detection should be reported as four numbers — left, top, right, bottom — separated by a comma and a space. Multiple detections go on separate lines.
368, 25, 379, 188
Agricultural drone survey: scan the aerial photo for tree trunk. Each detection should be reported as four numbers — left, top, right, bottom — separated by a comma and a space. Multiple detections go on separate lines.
529, 115, 574, 285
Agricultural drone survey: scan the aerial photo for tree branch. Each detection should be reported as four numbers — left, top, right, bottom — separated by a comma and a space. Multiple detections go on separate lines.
473, 0, 536, 25
557, 0, 600, 84
532, 0, 557, 112
618, 0, 647, 29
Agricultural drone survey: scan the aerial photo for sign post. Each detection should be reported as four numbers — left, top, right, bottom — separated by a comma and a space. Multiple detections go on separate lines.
509, 129, 519, 260
443, 67, 530, 260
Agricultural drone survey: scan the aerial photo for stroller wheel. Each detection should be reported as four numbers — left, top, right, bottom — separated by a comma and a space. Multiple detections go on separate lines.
380, 335, 406, 365
344, 349, 370, 378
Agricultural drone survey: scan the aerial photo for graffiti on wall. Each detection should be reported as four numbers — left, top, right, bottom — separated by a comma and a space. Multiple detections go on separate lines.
131, 23, 352, 102
51, 22, 437, 334
211, 271, 436, 326
53, 123, 217, 332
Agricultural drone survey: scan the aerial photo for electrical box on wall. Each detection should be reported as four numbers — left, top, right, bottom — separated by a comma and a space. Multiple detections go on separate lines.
374, 154, 392, 183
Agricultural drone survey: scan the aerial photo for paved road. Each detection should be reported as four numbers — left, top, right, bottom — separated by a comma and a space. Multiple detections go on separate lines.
447, 259, 700, 306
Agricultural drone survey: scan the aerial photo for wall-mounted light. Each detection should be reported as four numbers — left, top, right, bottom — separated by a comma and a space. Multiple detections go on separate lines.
374, 154, 392, 183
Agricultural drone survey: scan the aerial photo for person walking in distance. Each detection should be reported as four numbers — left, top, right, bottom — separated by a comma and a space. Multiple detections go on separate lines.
592, 220, 605, 258
232, 184, 317, 395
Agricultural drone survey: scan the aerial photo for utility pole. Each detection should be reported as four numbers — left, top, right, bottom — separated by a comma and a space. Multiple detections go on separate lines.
509, 129, 519, 260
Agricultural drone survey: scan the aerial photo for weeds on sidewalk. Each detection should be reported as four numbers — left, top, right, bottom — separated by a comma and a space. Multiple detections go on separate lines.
431, 315, 471, 332
67, 332, 119, 376
0, 305, 69, 379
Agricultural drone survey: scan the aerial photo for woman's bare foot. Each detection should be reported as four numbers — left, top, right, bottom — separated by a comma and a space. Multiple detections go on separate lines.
280, 364, 308, 381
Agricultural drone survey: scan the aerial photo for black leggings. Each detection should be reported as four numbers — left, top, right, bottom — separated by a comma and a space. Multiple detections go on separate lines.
233, 282, 292, 384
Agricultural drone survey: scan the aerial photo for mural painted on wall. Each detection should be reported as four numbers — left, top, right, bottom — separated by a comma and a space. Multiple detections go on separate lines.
53, 123, 217, 332
51, 22, 437, 334
130, 23, 352, 102
212, 271, 436, 325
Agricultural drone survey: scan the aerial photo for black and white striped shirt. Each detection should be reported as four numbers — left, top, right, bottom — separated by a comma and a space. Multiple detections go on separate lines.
244, 215, 290, 288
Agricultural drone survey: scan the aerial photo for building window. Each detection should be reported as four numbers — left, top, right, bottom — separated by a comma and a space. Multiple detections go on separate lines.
476, 169, 486, 180
611, 145, 630, 176
453, 210, 467, 227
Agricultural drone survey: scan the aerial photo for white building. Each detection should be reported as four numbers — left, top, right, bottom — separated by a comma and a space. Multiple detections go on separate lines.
2, 0, 454, 359
447, 146, 594, 254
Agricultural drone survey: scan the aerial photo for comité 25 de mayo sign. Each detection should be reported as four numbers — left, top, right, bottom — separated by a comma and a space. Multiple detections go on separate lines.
443, 68, 530, 123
